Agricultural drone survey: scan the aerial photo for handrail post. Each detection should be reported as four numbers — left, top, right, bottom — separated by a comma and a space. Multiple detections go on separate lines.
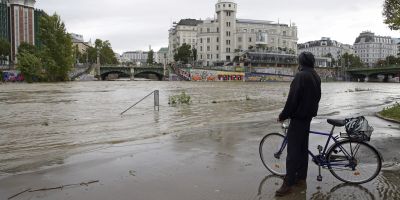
154, 90, 159, 111
120, 90, 160, 115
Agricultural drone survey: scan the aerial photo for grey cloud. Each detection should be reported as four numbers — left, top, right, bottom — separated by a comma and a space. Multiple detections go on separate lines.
36, 0, 398, 53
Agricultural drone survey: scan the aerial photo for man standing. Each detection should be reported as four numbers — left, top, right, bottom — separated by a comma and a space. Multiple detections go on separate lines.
276, 52, 321, 196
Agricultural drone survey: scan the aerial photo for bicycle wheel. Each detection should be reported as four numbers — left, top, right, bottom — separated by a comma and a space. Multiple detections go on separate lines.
259, 133, 287, 176
327, 140, 382, 184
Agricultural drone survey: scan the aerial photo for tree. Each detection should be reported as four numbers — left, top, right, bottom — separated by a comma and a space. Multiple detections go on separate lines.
147, 49, 154, 64
87, 39, 118, 65
338, 53, 364, 68
174, 43, 192, 63
0, 38, 10, 64
383, 0, 400, 30
17, 51, 43, 83
39, 13, 74, 81
192, 48, 197, 61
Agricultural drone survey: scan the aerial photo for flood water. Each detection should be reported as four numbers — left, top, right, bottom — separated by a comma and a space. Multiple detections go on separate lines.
0, 81, 399, 177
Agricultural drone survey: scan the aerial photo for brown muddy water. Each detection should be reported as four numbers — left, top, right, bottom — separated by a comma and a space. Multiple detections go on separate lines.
0, 81, 400, 199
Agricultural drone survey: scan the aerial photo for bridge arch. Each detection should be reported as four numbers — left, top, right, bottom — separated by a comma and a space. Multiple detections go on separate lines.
134, 71, 164, 81
100, 71, 131, 80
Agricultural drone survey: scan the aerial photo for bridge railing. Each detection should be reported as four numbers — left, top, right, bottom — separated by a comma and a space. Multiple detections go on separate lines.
120, 90, 160, 115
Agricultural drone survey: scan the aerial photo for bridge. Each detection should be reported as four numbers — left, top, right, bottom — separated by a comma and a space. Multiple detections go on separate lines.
99, 65, 164, 80
346, 65, 400, 82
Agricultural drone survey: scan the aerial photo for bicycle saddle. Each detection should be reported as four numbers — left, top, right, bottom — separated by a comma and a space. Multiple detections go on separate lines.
327, 119, 346, 127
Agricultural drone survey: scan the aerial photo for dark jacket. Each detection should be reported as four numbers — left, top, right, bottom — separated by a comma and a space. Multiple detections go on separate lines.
279, 66, 321, 121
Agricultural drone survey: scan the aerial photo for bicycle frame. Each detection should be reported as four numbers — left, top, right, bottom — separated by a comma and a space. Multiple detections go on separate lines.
279, 125, 355, 168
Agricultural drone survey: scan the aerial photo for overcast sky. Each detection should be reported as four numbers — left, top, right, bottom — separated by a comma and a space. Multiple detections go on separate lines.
36, 0, 399, 54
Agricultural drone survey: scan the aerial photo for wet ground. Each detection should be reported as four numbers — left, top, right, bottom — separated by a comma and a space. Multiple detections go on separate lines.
0, 81, 399, 199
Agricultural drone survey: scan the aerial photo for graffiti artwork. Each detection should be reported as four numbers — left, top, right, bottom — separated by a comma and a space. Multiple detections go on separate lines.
1, 71, 24, 82
190, 69, 245, 82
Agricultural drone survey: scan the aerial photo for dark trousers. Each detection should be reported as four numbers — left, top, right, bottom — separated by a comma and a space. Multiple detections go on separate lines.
285, 118, 311, 186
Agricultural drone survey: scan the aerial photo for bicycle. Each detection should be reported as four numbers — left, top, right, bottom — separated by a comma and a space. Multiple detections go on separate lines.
259, 118, 383, 184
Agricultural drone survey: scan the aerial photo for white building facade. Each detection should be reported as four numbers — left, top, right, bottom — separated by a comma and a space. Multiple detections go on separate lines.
168, 19, 202, 63
121, 51, 148, 63
298, 37, 354, 62
168, 0, 298, 66
354, 31, 398, 67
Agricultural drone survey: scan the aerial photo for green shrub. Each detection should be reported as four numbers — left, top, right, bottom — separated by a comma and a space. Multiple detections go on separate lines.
168, 91, 191, 105
380, 102, 400, 121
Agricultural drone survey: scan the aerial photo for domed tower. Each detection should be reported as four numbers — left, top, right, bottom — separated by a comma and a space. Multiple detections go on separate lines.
215, 0, 237, 62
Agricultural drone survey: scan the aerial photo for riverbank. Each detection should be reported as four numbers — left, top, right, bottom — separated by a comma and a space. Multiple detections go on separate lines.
378, 103, 400, 123
1, 113, 400, 200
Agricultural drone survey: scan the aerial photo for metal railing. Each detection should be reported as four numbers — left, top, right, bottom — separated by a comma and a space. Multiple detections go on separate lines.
120, 90, 160, 115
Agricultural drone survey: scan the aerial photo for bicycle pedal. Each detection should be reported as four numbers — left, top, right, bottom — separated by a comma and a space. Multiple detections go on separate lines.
317, 175, 323, 182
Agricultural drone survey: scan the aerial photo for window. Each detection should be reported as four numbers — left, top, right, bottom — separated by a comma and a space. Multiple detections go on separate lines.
207, 54, 210, 59
226, 40, 231, 45
238, 37, 242, 42
216, 45, 219, 50
207, 46, 210, 51
229, 4, 231, 7
207, 28, 210, 33
226, 31, 230, 36
216, 37, 219, 42
226, 22, 231, 27
216, 54, 219, 59
200, 38, 203, 43
249, 37, 252, 42
200, 46, 203, 51
217, 27, 219, 33
223, 4, 225, 7
283, 31, 287, 36
200, 55, 203, 59
207, 38, 210, 43
226, 48, 231, 53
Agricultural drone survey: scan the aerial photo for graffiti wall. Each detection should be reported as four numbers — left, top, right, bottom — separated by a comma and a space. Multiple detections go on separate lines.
245, 73, 294, 82
253, 67, 295, 76
1, 70, 24, 82
190, 69, 244, 82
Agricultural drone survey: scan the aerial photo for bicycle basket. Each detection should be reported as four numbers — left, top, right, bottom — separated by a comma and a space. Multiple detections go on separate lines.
344, 116, 374, 141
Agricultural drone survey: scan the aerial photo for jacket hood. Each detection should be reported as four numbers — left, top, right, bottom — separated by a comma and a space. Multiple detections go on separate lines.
298, 52, 315, 68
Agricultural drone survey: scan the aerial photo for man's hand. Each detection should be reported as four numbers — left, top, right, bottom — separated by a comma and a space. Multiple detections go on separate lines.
277, 118, 284, 123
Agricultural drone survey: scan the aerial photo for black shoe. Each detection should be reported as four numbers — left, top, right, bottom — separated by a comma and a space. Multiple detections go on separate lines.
294, 179, 307, 187
275, 182, 292, 197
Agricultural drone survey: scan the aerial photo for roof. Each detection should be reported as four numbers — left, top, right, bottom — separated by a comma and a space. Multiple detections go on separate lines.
158, 47, 169, 53
177, 19, 203, 26
237, 19, 273, 25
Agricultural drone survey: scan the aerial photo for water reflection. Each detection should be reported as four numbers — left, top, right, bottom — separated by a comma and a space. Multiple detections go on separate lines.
310, 183, 375, 200
256, 174, 306, 200
256, 174, 378, 200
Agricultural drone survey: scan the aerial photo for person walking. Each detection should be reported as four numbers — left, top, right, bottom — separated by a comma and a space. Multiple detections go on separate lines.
276, 52, 321, 196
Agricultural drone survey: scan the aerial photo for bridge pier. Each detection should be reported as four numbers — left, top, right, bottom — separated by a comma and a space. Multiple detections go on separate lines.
130, 68, 135, 80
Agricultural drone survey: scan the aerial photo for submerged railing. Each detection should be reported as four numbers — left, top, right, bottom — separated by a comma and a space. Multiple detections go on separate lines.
120, 90, 160, 115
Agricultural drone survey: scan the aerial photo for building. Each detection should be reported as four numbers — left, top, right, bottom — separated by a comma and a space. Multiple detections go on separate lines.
168, 19, 202, 63
71, 33, 91, 53
298, 37, 354, 65
157, 47, 168, 64
168, 0, 298, 66
354, 31, 398, 67
121, 51, 148, 64
0, 0, 38, 64
0, 0, 9, 41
